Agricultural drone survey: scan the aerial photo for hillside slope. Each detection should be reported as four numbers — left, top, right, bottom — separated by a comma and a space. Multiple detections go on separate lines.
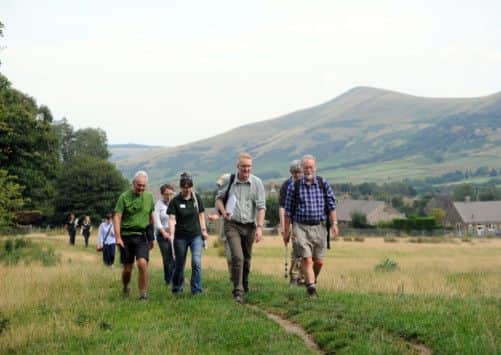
113, 87, 501, 188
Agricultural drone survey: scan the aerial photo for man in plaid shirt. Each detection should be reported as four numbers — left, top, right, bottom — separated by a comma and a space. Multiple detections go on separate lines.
283, 154, 339, 297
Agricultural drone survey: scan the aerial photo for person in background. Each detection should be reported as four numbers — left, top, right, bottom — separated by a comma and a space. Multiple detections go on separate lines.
114, 170, 155, 301
154, 183, 176, 285
279, 160, 305, 285
208, 173, 232, 274
81, 215, 92, 247
66, 213, 78, 245
97, 213, 116, 266
215, 152, 266, 304
168, 173, 209, 295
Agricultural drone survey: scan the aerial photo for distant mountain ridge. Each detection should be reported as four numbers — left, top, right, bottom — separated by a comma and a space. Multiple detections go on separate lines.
111, 87, 501, 188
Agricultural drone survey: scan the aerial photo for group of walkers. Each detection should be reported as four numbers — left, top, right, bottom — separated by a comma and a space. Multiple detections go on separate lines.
65, 214, 93, 248
68, 151, 339, 303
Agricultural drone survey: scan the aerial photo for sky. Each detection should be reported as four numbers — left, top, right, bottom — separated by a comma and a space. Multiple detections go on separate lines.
1, 0, 501, 146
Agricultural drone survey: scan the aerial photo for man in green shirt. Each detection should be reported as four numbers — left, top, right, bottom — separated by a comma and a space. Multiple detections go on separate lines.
114, 170, 155, 300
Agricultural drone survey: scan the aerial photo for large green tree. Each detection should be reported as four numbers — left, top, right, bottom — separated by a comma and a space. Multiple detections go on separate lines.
0, 169, 24, 229
54, 156, 128, 223
0, 74, 60, 214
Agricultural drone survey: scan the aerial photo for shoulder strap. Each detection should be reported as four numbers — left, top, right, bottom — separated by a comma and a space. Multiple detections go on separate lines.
103, 224, 113, 244
222, 173, 236, 205
192, 192, 199, 213
317, 176, 328, 211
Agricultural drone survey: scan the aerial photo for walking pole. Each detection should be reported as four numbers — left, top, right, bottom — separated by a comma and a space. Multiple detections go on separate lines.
170, 238, 176, 262
284, 242, 288, 278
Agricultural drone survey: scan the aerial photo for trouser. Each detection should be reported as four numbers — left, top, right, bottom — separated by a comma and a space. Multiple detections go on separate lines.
172, 236, 203, 294
68, 230, 76, 245
103, 243, 116, 266
224, 220, 256, 296
157, 235, 175, 284
83, 231, 90, 247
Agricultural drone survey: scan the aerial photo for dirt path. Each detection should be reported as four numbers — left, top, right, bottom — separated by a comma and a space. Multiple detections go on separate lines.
248, 305, 432, 355
248, 305, 324, 354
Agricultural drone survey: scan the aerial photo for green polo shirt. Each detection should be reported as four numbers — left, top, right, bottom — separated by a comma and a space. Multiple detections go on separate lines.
115, 190, 154, 235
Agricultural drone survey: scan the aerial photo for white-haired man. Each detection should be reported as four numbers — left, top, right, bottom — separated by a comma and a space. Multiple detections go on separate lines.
284, 154, 339, 298
114, 170, 155, 300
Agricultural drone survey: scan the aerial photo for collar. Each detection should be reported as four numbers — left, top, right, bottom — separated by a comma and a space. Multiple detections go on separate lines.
301, 176, 319, 186
235, 173, 251, 184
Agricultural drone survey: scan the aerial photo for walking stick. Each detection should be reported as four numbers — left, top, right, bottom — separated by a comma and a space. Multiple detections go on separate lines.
284, 242, 288, 278
170, 238, 176, 262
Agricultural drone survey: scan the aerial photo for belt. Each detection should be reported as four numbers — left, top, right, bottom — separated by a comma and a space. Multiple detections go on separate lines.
230, 220, 255, 227
298, 220, 323, 226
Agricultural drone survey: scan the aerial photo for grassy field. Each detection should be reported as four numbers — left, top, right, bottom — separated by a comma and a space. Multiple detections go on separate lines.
1, 233, 500, 354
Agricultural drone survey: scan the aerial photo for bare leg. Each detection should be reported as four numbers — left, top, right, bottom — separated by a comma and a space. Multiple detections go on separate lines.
136, 258, 148, 296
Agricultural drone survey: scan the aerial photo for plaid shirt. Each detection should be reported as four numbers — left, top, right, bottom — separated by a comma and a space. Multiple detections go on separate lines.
284, 176, 336, 223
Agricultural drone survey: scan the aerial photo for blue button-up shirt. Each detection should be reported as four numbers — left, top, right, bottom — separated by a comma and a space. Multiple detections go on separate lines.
284, 176, 336, 223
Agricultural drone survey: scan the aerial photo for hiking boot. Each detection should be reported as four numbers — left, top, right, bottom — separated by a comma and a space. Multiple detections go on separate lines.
243, 284, 249, 293
233, 293, 244, 304
307, 287, 318, 299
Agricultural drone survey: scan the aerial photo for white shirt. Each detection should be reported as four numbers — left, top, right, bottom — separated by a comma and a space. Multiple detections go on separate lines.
98, 222, 115, 247
154, 199, 170, 240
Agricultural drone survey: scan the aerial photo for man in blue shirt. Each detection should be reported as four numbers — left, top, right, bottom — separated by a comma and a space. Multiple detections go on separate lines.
283, 154, 339, 297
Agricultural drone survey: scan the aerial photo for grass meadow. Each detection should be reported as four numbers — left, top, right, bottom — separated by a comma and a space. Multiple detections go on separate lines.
0, 233, 500, 354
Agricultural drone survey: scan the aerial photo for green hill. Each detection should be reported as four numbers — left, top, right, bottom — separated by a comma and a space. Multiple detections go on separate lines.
112, 87, 501, 188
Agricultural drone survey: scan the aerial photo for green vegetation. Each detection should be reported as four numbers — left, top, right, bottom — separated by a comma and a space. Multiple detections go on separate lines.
374, 258, 399, 272
0, 237, 59, 266
1, 235, 500, 354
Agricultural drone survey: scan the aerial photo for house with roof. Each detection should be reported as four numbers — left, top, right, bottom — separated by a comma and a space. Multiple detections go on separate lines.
444, 200, 501, 236
336, 199, 405, 226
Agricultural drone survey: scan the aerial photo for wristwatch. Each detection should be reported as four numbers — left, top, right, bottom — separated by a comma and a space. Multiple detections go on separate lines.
332, 220, 338, 225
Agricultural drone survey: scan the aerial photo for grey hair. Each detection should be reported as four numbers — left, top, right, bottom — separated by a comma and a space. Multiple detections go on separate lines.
301, 154, 316, 166
133, 170, 149, 182
289, 159, 302, 173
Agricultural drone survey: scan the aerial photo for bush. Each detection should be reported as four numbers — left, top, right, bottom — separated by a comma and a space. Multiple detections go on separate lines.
384, 236, 398, 243
353, 236, 365, 242
351, 211, 369, 228
343, 237, 353, 242
374, 258, 399, 272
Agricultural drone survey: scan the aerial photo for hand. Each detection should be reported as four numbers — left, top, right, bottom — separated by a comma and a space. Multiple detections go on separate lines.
116, 237, 124, 248
255, 227, 263, 243
223, 211, 232, 221
162, 230, 170, 240
207, 214, 219, 221
331, 224, 339, 237
202, 230, 209, 240
149, 241, 154, 250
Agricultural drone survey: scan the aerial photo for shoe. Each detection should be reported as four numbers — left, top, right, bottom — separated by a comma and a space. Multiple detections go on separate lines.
233, 294, 244, 304
307, 287, 318, 299
139, 294, 148, 301
243, 285, 249, 293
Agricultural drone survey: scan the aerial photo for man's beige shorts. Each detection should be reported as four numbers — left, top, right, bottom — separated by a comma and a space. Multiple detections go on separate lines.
292, 222, 327, 259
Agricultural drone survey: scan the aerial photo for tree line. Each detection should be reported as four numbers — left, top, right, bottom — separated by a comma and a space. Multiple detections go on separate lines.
0, 72, 127, 230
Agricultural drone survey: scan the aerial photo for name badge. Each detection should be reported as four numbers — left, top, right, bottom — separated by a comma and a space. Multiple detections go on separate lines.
180, 204, 186, 208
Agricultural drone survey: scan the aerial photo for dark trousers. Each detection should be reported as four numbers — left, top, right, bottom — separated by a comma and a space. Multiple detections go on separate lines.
103, 244, 116, 266
157, 235, 175, 284
68, 229, 76, 245
83, 231, 90, 247
224, 221, 256, 296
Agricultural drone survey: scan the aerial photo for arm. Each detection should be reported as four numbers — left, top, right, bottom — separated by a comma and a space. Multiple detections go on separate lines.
215, 198, 231, 220
168, 215, 176, 241
254, 208, 265, 243
113, 213, 123, 248
283, 215, 292, 245
154, 202, 170, 240
199, 212, 209, 240
330, 210, 339, 237
148, 212, 155, 250
279, 206, 286, 237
